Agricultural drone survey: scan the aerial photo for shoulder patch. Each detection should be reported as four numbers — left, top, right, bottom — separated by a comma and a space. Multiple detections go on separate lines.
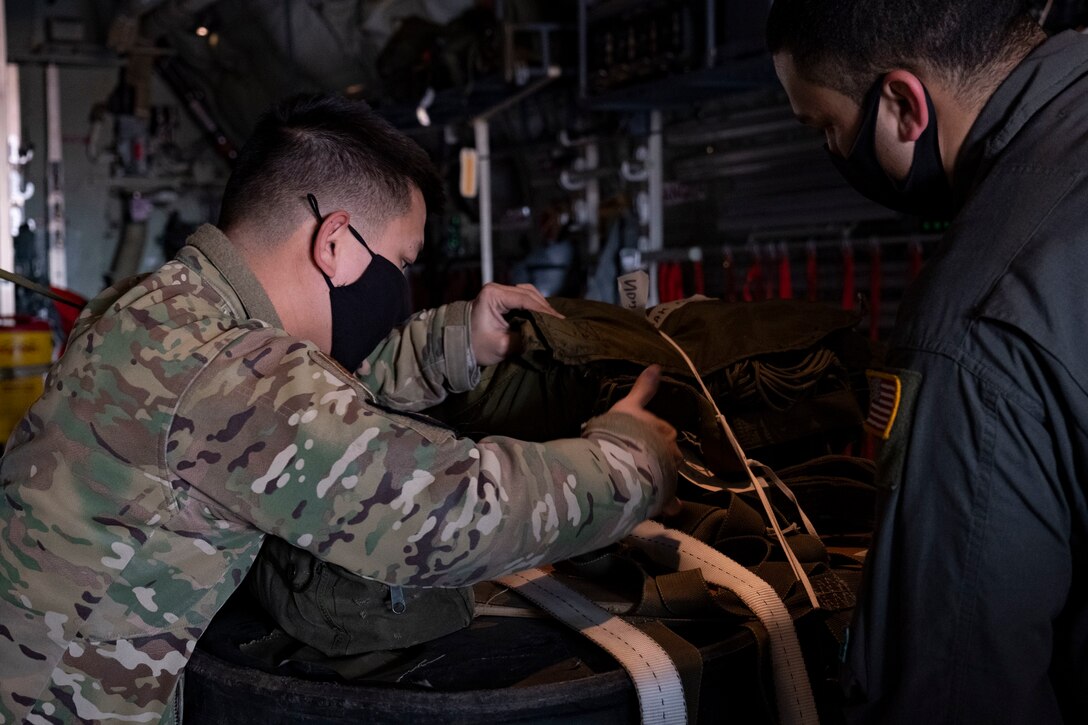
864, 370, 902, 440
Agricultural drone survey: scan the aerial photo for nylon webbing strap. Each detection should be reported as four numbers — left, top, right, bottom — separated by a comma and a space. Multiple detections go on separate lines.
495, 568, 687, 725
752, 463, 820, 537
656, 328, 821, 610
627, 520, 820, 725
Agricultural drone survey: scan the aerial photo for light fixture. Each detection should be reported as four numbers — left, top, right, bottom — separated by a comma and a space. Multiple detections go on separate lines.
195, 26, 209, 37
415, 87, 435, 127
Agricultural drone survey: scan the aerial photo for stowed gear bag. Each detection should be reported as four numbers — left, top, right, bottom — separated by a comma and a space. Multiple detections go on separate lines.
427, 297, 872, 475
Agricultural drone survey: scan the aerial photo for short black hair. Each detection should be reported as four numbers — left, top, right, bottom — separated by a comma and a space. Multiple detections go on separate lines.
767, 0, 1043, 103
218, 93, 445, 241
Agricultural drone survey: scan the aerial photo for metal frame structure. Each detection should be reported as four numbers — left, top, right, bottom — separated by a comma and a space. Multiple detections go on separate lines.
0, 0, 13, 315
46, 63, 66, 288
472, 66, 562, 285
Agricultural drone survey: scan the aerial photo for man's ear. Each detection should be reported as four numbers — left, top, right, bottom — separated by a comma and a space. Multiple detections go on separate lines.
311, 210, 351, 284
881, 70, 930, 143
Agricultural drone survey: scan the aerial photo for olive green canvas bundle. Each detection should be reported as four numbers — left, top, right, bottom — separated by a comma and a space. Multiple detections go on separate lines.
429, 297, 872, 474
251, 297, 873, 661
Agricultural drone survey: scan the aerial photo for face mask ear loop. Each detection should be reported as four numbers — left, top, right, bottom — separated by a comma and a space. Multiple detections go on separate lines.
307, 193, 335, 290
838, 78, 884, 162
346, 224, 378, 258
306, 193, 322, 220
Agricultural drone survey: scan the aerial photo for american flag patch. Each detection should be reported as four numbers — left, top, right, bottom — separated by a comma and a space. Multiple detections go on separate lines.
865, 371, 902, 440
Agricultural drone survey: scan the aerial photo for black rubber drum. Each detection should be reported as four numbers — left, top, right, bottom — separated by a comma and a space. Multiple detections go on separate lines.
182, 588, 776, 725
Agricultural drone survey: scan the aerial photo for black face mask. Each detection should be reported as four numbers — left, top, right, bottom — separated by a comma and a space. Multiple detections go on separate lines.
827, 78, 955, 219
308, 193, 411, 371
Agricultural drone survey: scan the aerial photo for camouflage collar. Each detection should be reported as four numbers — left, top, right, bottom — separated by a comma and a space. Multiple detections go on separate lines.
182, 224, 283, 327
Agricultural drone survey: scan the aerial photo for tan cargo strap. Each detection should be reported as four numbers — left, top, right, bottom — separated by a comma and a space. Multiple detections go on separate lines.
628, 520, 820, 725
495, 567, 688, 725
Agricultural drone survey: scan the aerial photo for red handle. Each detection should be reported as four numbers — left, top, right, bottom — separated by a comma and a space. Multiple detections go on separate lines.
869, 244, 882, 341
778, 246, 793, 300
806, 243, 819, 302
841, 244, 856, 310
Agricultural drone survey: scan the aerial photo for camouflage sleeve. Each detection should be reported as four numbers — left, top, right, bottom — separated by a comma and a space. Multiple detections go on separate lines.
169, 329, 674, 587
356, 301, 479, 412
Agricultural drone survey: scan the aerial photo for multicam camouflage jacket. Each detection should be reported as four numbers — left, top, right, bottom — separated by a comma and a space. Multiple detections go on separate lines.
0, 224, 675, 723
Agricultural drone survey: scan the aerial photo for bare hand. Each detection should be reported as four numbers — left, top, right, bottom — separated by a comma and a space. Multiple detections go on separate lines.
609, 365, 682, 516
470, 283, 563, 366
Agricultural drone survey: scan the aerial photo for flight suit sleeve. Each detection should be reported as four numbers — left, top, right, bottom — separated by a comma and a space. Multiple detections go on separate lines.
844, 335, 1075, 723
167, 330, 676, 587
356, 301, 480, 412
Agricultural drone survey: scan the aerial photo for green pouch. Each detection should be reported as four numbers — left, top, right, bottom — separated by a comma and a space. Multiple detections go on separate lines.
250, 536, 474, 657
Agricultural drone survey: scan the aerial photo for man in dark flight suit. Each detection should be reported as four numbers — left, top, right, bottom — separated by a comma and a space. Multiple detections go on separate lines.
768, 1, 1088, 723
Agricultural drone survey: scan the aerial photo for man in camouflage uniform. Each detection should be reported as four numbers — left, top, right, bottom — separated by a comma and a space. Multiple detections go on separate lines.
0, 94, 679, 723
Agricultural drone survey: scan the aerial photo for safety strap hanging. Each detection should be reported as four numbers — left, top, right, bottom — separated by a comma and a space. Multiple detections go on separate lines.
908, 240, 924, 281
692, 258, 705, 296
869, 243, 882, 341
722, 247, 737, 302
777, 243, 793, 300
743, 247, 765, 302
805, 242, 819, 302
841, 242, 855, 311
658, 262, 685, 303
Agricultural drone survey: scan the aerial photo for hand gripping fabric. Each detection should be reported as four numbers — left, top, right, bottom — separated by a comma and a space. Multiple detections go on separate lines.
495, 568, 688, 725
626, 520, 820, 725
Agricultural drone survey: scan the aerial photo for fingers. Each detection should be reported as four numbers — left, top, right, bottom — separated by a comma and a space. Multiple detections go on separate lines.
624, 365, 662, 408
661, 424, 680, 459
477, 283, 564, 319
513, 283, 564, 318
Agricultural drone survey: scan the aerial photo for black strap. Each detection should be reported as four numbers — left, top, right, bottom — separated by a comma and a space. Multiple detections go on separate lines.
0, 268, 83, 308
